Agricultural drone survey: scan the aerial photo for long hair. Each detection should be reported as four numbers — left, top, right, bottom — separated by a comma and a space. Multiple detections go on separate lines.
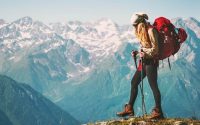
135, 22, 149, 45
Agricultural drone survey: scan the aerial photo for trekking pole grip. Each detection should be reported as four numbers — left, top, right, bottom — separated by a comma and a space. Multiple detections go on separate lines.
132, 50, 138, 69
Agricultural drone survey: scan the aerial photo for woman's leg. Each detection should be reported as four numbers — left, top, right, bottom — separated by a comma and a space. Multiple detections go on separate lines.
145, 64, 162, 110
117, 68, 146, 117
128, 69, 146, 107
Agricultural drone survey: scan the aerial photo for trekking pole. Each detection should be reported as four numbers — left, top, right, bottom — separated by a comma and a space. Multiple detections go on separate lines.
140, 50, 147, 118
132, 50, 147, 118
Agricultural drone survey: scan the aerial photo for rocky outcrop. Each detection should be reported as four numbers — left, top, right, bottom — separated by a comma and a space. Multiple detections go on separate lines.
87, 117, 200, 125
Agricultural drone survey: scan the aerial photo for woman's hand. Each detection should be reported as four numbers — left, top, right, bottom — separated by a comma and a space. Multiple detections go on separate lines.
131, 50, 138, 57
139, 51, 145, 58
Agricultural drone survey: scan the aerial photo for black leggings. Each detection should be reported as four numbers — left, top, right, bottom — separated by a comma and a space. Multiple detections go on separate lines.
129, 60, 161, 109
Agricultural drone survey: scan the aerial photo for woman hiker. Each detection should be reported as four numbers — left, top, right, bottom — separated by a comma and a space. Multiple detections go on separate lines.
116, 13, 164, 119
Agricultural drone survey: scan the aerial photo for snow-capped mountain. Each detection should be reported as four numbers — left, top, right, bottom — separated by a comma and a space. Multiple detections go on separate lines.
0, 17, 200, 123
0, 16, 61, 54
184, 17, 200, 39
49, 18, 136, 61
0, 17, 91, 93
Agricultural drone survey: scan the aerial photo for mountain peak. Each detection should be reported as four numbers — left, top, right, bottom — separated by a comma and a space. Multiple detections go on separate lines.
0, 19, 6, 24
68, 20, 82, 25
21, 16, 33, 21
96, 18, 117, 25
0, 19, 7, 28
186, 17, 200, 24
171, 17, 184, 22
13, 16, 33, 26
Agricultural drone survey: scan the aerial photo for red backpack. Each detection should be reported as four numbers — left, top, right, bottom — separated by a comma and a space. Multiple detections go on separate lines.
152, 17, 187, 60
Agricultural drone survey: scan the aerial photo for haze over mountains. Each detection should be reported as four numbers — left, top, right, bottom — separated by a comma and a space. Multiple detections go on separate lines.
0, 16, 200, 123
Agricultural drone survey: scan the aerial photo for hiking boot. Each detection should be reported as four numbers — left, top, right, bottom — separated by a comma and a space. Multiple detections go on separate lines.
116, 104, 134, 117
148, 107, 164, 119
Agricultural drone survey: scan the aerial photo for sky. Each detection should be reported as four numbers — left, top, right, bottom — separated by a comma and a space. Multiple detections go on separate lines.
0, 0, 199, 25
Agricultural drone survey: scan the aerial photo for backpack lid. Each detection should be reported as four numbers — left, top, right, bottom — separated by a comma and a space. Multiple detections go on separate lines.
153, 17, 175, 31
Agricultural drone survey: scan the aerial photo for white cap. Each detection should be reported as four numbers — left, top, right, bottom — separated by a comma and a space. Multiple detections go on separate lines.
130, 12, 148, 25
